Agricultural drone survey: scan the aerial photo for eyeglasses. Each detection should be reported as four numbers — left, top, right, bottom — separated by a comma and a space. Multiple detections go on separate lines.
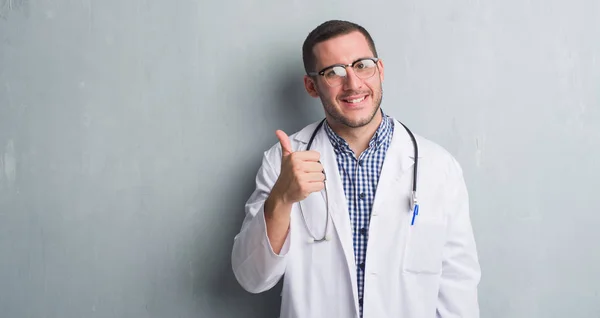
308, 57, 379, 87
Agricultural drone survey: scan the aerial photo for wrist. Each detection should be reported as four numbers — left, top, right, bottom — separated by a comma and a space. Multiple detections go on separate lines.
265, 190, 292, 220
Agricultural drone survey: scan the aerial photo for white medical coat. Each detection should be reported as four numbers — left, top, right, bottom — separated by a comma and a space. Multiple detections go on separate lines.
231, 118, 481, 318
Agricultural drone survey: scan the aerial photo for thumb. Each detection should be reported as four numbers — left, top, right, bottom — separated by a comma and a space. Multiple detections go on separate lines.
275, 130, 293, 156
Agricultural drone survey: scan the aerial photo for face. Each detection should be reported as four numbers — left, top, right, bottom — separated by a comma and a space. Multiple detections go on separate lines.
304, 31, 384, 129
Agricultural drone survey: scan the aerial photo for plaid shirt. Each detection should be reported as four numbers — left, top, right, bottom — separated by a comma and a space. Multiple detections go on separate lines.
324, 112, 394, 316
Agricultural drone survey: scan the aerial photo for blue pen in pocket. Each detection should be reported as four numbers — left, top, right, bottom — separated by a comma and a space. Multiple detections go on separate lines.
411, 191, 419, 226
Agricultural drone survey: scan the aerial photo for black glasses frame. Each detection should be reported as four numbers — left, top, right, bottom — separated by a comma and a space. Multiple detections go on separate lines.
307, 57, 379, 77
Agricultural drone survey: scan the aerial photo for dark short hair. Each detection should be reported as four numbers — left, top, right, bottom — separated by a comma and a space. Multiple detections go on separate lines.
302, 20, 378, 74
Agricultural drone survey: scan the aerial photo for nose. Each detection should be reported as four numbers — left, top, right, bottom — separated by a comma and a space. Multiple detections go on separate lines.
342, 67, 362, 90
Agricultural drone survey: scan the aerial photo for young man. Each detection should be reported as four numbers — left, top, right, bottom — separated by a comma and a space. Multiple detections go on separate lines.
231, 20, 481, 318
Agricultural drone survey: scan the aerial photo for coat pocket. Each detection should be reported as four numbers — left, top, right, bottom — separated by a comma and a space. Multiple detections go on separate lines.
402, 217, 446, 275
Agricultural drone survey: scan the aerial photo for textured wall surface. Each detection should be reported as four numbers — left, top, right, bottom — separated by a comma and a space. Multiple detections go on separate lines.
1, 0, 599, 317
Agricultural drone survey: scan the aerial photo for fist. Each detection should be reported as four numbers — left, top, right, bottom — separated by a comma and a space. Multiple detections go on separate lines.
273, 130, 325, 204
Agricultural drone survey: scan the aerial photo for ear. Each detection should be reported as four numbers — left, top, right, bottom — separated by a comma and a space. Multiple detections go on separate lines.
303, 75, 320, 98
377, 58, 385, 82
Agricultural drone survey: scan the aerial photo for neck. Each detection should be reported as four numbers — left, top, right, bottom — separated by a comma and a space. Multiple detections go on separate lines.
327, 111, 383, 158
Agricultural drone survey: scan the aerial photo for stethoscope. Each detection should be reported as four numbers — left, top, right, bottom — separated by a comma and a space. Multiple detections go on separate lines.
300, 116, 420, 243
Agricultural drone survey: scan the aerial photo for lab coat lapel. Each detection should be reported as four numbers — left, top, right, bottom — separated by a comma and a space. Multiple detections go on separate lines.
371, 119, 421, 217
296, 124, 359, 308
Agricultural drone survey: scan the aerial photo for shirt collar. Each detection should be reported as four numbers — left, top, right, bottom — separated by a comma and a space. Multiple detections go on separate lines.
324, 109, 393, 153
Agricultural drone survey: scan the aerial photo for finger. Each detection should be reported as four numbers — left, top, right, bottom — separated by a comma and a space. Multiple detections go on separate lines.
292, 150, 321, 162
275, 130, 293, 157
302, 162, 324, 173
307, 172, 326, 182
308, 181, 325, 192
302, 172, 326, 182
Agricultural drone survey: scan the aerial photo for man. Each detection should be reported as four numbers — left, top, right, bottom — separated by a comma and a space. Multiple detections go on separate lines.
231, 20, 481, 318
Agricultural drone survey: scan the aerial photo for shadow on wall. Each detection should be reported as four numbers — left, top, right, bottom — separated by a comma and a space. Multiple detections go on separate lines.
272, 69, 322, 134
197, 53, 320, 316
268, 45, 324, 137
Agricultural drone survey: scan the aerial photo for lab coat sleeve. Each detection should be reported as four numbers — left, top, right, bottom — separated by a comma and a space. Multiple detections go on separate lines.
231, 150, 290, 294
437, 158, 481, 318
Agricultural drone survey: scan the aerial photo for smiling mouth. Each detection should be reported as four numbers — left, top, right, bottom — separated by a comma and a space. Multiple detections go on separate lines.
341, 95, 367, 104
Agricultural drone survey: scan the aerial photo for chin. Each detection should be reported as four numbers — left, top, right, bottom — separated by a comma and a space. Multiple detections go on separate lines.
322, 93, 381, 128
336, 106, 380, 128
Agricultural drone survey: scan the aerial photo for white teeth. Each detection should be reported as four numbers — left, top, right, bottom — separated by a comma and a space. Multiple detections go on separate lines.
345, 96, 365, 103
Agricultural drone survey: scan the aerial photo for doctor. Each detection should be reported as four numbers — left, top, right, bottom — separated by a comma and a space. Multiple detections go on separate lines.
231, 20, 481, 318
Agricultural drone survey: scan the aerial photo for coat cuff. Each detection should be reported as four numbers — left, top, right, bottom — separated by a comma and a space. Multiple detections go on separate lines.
232, 204, 290, 293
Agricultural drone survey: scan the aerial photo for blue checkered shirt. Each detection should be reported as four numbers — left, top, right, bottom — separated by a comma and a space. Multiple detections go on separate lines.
324, 112, 394, 316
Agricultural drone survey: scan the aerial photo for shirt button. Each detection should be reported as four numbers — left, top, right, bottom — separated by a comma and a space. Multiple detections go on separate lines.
359, 298, 363, 306
359, 262, 365, 271
359, 193, 366, 199
359, 228, 367, 235
358, 160, 363, 166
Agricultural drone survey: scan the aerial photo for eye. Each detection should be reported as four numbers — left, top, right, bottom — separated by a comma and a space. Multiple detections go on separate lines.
325, 66, 346, 78
324, 69, 337, 78
356, 59, 375, 69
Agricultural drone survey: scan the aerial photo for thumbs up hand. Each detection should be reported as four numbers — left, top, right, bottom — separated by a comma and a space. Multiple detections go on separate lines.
272, 130, 325, 205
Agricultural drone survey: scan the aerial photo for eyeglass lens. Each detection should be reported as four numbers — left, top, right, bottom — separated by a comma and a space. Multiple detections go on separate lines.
323, 59, 377, 86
